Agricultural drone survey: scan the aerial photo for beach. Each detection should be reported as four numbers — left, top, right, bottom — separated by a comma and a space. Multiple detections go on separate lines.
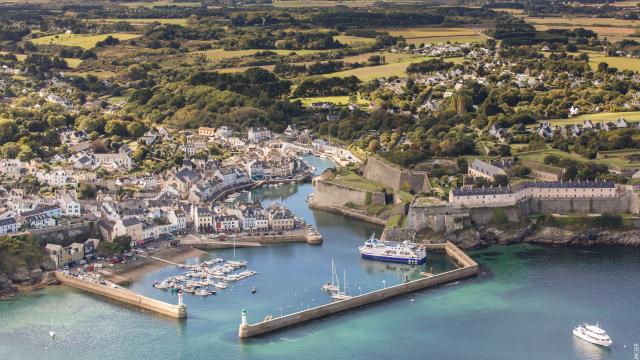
99, 246, 207, 284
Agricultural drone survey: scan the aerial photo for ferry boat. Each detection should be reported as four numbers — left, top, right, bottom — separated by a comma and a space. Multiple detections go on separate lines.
573, 323, 613, 347
358, 234, 427, 265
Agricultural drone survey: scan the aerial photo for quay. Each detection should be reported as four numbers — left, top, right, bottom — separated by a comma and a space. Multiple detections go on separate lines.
55, 272, 187, 318
181, 227, 323, 250
238, 242, 477, 338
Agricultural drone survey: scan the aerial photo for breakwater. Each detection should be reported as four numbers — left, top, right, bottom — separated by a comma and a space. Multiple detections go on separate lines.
55, 272, 187, 318
308, 202, 387, 226
238, 242, 477, 338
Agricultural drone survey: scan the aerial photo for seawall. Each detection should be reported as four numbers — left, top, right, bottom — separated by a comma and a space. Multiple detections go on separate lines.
312, 179, 385, 207
55, 272, 186, 318
238, 242, 477, 338
363, 157, 431, 193
308, 202, 387, 226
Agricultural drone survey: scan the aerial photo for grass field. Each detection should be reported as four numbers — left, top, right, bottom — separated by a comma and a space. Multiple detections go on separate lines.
405, 35, 486, 45
0, 51, 83, 68
542, 111, 640, 126
525, 16, 640, 27
31, 33, 141, 49
272, 0, 378, 7
517, 147, 640, 171
121, 1, 202, 8
292, 95, 370, 106
534, 24, 637, 42
195, 48, 323, 61
588, 55, 640, 72
71, 70, 117, 79
88, 18, 189, 26
385, 27, 480, 38
325, 56, 464, 81
333, 35, 376, 46
330, 170, 386, 192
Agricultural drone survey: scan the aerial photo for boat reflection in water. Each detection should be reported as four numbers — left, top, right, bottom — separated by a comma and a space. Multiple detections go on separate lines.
359, 258, 424, 281
572, 336, 608, 360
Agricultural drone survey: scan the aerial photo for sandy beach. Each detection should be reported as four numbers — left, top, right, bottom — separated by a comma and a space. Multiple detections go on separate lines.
100, 246, 207, 284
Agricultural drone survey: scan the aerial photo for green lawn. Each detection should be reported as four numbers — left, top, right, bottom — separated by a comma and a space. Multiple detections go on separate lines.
0, 51, 82, 68
334, 35, 376, 46
589, 56, 640, 72
88, 18, 189, 26
397, 190, 414, 203
31, 33, 141, 49
331, 170, 386, 192
542, 111, 640, 126
385, 213, 404, 229
195, 48, 324, 61
325, 56, 464, 81
292, 95, 370, 106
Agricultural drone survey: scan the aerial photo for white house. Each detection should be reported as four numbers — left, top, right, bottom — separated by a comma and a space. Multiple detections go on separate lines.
248, 127, 271, 142
0, 217, 19, 234
58, 191, 81, 217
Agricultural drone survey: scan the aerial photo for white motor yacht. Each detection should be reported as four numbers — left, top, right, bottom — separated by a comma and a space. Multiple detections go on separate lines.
573, 323, 613, 348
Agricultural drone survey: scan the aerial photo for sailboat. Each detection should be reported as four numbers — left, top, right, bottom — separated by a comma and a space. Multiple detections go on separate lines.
321, 259, 340, 293
332, 270, 352, 300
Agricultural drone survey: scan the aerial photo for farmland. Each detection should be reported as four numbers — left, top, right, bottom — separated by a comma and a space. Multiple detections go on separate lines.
325, 56, 464, 81
541, 111, 640, 126
87, 18, 189, 26
333, 35, 376, 46
588, 55, 640, 72
292, 95, 370, 106
31, 33, 141, 49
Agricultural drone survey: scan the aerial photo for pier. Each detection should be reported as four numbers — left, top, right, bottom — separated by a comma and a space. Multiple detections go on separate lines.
181, 227, 323, 250
238, 242, 477, 338
55, 272, 187, 318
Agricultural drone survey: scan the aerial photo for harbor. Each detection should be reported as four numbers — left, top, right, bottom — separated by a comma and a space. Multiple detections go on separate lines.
238, 242, 478, 338
1, 155, 638, 360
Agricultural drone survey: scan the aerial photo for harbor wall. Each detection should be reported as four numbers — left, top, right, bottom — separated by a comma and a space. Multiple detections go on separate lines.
239, 242, 477, 338
363, 157, 430, 193
408, 190, 637, 233
312, 180, 385, 207
55, 272, 186, 318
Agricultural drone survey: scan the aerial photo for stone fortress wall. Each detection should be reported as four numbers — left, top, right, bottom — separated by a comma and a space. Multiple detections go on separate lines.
408, 186, 640, 233
310, 179, 386, 208
363, 157, 431, 194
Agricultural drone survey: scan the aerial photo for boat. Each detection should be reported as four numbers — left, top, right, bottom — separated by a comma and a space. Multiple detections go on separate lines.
358, 234, 427, 265
153, 281, 171, 289
214, 282, 228, 289
331, 270, 352, 301
251, 287, 257, 294
195, 289, 210, 296
321, 259, 340, 293
49, 330, 55, 339
573, 323, 613, 347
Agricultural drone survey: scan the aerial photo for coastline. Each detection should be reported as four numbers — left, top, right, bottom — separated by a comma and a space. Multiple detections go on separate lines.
99, 246, 207, 284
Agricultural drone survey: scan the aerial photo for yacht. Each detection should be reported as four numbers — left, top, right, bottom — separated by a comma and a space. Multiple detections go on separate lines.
321, 259, 340, 293
358, 234, 427, 265
573, 323, 613, 348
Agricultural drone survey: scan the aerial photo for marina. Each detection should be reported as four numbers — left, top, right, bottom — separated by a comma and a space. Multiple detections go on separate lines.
152, 258, 258, 296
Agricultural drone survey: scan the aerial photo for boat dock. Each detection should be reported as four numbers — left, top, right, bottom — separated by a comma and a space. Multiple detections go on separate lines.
238, 242, 477, 338
55, 272, 187, 318
181, 227, 322, 250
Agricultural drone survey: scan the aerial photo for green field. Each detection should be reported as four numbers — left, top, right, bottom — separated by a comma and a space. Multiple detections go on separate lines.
325, 56, 464, 81
88, 18, 189, 26
589, 55, 640, 72
0, 51, 83, 68
330, 170, 386, 192
31, 33, 141, 49
542, 111, 640, 126
293, 95, 370, 106
121, 1, 202, 8
518, 147, 640, 171
334, 35, 376, 46
195, 48, 324, 61
405, 35, 486, 45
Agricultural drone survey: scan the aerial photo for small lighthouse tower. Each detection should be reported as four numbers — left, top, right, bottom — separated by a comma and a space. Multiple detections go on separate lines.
177, 290, 187, 318
239, 309, 249, 338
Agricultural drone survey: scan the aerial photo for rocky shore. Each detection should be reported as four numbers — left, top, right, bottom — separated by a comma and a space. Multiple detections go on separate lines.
0, 258, 60, 298
441, 225, 640, 249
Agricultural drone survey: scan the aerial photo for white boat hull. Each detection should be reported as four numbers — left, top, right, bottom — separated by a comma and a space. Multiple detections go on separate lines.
573, 328, 612, 347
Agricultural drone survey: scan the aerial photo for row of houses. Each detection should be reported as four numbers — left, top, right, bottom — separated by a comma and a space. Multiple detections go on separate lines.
192, 203, 296, 234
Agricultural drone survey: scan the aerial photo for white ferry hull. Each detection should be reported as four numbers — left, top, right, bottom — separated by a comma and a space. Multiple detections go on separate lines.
360, 252, 427, 265
573, 328, 612, 348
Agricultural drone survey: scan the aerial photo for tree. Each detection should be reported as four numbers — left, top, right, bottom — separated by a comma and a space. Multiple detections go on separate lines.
126, 121, 147, 138
105, 120, 128, 137
0, 119, 17, 144
367, 139, 380, 153
497, 144, 511, 157
77, 183, 96, 199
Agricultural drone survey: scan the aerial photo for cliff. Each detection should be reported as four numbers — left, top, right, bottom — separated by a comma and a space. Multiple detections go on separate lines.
0, 235, 59, 297
440, 225, 640, 249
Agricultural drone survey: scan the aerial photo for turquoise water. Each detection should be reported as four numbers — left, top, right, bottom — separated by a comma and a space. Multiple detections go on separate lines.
1, 156, 639, 360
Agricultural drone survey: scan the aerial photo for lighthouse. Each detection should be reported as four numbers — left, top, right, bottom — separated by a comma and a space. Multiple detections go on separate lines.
177, 290, 187, 318
239, 309, 249, 338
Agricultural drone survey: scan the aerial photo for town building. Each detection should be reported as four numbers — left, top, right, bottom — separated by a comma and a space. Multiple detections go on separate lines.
468, 159, 507, 181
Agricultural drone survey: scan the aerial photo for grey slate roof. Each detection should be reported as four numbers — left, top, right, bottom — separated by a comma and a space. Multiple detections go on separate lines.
452, 180, 615, 196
